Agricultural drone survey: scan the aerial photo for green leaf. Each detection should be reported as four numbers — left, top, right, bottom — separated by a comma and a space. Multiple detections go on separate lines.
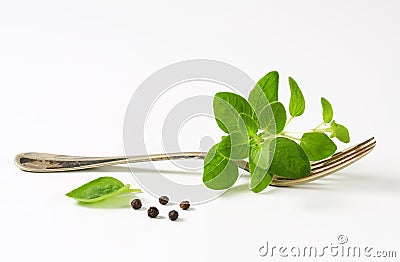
269, 137, 311, 179
66, 177, 140, 203
203, 143, 239, 190
248, 142, 274, 193
249, 139, 274, 170
288, 77, 305, 117
238, 114, 259, 136
269, 102, 287, 134
217, 134, 249, 160
248, 85, 275, 131
213, 93, 253, 158
255, 71, 279, 102
321, 97, 333, 123
300, 132, 337, 161
250, 169, 273, 193
213, 92, 258, 135
330, 121, 350, 143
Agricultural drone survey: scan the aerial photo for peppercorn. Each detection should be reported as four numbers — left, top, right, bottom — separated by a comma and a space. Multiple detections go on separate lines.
147, 206, 159, 218
168, 210, 179, 221
159, 195, 169, 205
130, 199, 142, 210
179, 200, 190, 210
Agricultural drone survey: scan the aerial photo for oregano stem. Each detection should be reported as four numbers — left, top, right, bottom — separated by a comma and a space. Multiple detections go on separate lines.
251, 133, 261, 145
280, 131, 304, 134
313, 122, 325, 131
284, 116, 294, 130
280, 133, 301, 141
313, 127, 333, 133
126, 189, 142, 193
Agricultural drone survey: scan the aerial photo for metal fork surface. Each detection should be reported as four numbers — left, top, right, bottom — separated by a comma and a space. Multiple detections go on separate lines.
14, 137, 376, 187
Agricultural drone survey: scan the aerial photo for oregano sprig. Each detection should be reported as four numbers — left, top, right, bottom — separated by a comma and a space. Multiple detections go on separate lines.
203, 71, 350, 193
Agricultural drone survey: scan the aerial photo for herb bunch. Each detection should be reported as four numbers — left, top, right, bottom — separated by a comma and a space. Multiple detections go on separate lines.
202, 71, 350, 193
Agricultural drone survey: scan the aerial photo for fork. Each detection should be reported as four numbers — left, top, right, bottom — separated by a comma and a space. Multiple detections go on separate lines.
14, 137, 376, 187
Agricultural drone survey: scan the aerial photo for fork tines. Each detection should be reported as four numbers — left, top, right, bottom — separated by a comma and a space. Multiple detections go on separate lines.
271, 137, 376, 187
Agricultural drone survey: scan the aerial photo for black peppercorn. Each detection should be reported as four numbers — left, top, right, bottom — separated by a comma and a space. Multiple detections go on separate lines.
179, 200, 190, 210
168, 210, 179, 221
159, 195, 169, 205
147, 206, 159, 218
130, 199, 142, 210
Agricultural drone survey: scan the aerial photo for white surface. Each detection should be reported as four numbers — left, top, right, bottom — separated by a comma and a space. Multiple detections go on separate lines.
1, 1, 399, 261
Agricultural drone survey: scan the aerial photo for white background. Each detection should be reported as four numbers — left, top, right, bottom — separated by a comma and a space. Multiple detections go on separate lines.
1, 1, 399, 261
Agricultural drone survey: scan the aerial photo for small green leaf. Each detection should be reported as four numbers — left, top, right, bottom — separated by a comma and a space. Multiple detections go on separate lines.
269, 137, 311, 179
248, 85, 275, 131
300, 132, 337, 161
330, 121, 350, 143
239, 113, 259, 136
66, 177, 140, 203
248, 142, 274, 193
203, 143, 239, 190
250, 169, 273, 193
255, 71, 279, 102
321, 97, 333, 123
288, 77, 305, 117
213, 93, 253, 158
249, 139, 274, 170
269, 102, 287, 134
213, 92, 258, 135
217, 134, 249, 160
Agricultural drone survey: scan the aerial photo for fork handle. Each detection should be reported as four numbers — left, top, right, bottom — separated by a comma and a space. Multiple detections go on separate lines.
14, 152, 209, 172
15, 151, 309, 187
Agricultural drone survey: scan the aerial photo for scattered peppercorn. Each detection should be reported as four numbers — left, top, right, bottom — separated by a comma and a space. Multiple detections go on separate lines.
168, 210, 179, 221
130, 199, 142, 210
159, 195, 169, 205
147, 206, 159, 218
180, 200, 190, 210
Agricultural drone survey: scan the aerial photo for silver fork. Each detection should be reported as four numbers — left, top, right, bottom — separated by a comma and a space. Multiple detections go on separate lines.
14, 137, 376, 187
